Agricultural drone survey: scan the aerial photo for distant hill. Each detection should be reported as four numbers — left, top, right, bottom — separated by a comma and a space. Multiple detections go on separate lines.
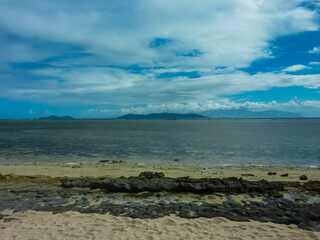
117, 113, 208, 120
201, 109, 301, 118
38, 115, 74, 120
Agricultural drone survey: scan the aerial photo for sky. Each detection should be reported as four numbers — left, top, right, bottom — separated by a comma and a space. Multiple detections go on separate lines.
0, 0, 320, 119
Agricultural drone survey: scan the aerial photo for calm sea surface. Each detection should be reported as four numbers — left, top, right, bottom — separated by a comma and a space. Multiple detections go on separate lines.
0, 119, 319, 167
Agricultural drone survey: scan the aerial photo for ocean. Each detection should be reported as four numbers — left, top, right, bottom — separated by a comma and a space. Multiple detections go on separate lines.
0, 119, 319, 167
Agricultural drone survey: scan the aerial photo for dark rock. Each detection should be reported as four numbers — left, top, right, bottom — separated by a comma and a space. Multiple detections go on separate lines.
2, 175, 320, 232
294, 195, 308, 203
34, 198, 318, 231
270, 192, 283, 198
61, 175, 284, 195
65, 187, 91, 195
74, 198, 90, 207
139, 172, 165, 179
280, 174, 289, 177
241, 174, 255, 177
268, 172, 277, 175
3, 218, 17, 222
302, 181, 320, 192
249, 192, 258, 198
99, 160, 110, 163
300, 175, 308, 181
223, 199, 242, 208
111, 160, 126, 164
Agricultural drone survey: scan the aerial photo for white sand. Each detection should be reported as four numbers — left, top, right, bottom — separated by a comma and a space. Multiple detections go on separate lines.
0, 211, 319, 240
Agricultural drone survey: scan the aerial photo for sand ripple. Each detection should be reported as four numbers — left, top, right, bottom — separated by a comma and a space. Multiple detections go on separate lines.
0, 211, 319, 240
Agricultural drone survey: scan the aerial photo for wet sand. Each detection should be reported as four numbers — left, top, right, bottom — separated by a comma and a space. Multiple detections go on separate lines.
0, 164, 319, 181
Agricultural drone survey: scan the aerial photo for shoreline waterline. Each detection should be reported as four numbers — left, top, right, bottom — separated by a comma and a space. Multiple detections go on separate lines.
1, 163, 319, 181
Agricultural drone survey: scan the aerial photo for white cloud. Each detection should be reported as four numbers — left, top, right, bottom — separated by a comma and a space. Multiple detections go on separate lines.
76, 97, 320, 118
113, 98, 320, 117
309, 46, 320, 54
116, 98, 320, 117
282, 64, 311, 72
0, 0, 319, 117
0, 0, 318, 69
309, 61, 320, 65
80, 98, 320, 118
2, 66, 320, 105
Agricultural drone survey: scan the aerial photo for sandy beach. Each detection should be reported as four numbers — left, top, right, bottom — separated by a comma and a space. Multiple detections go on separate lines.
0, 164, 319, 181
0, 164, 320, 239
0, 211, 319, 240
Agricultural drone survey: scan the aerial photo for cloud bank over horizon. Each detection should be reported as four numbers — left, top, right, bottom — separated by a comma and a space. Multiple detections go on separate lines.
0, 0, 320, 118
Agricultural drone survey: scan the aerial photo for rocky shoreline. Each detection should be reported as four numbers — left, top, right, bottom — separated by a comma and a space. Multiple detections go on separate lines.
1, 171, 320, 232
61, 172, 285, 195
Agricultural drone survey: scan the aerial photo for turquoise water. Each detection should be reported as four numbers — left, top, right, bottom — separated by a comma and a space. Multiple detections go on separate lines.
0, 119, 319, 167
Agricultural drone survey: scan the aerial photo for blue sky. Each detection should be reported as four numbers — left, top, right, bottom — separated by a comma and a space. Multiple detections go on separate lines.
0, 0, 320, 118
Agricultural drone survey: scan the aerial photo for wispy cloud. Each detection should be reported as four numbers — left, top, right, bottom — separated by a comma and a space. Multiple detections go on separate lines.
309, 46, 320, 54
310, 61, 320, 65
3, 66, 320, 106
282, 64, 311, 72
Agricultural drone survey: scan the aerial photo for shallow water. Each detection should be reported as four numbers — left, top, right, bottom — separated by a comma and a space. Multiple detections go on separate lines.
0, 119, 319, 166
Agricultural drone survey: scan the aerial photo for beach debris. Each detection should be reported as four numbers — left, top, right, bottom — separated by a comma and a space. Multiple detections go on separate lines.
300, 175, 308, 181
268, 172, 277, 175
241, 174, 255, 177
280, 173, 289, 177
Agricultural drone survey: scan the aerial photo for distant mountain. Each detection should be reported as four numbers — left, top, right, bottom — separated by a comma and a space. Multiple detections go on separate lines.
117, 113, 208, 120
201, 109, 301, 118
38, 115, 74, 120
